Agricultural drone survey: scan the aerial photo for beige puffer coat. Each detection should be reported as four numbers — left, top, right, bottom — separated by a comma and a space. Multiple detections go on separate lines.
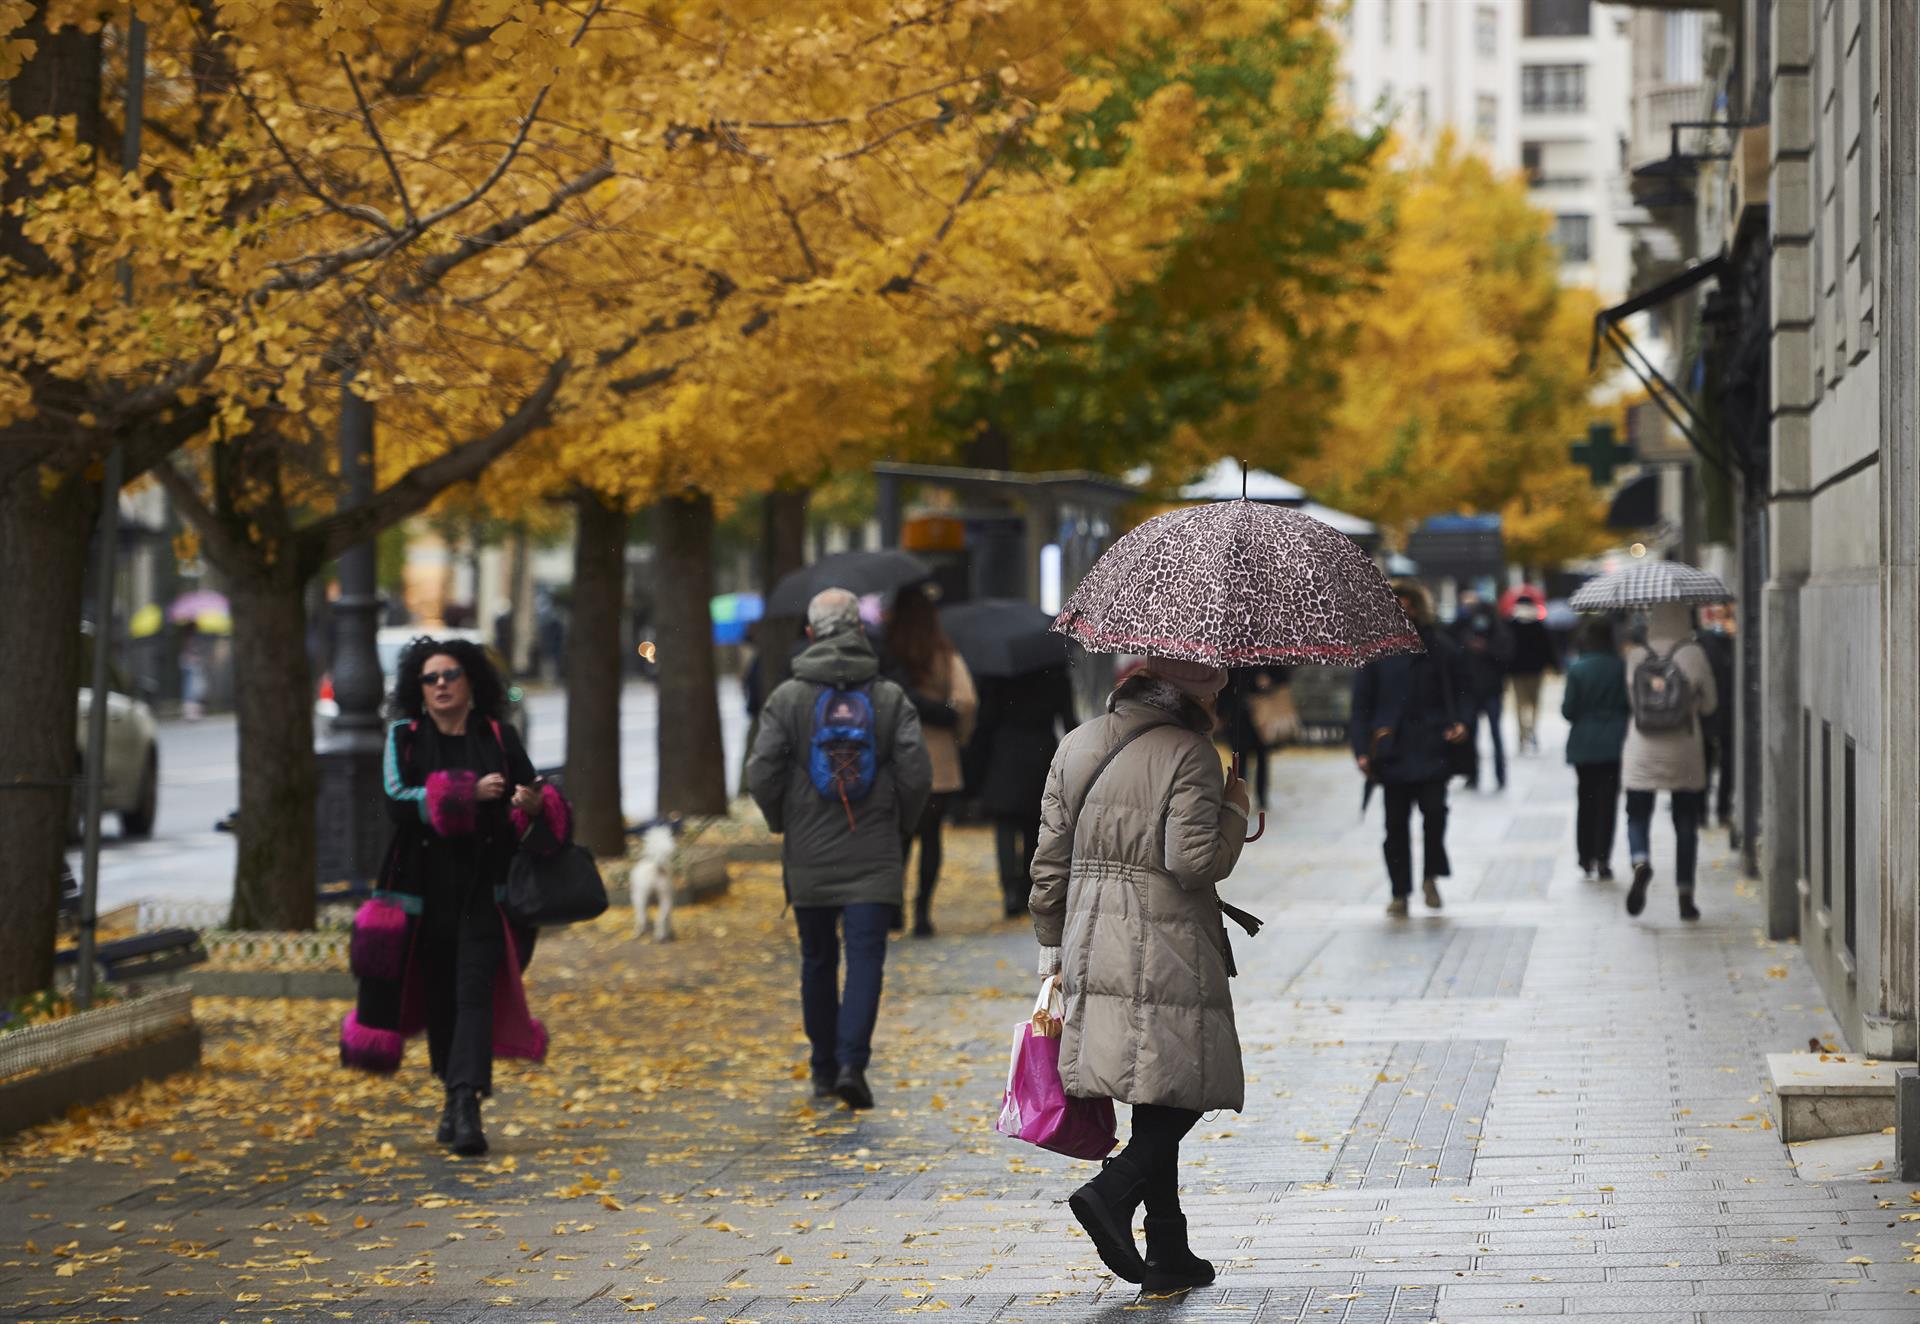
1029, 680, 1248, 1112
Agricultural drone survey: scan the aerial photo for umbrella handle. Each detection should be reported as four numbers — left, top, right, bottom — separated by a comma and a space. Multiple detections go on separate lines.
1229, 751, 1265, 842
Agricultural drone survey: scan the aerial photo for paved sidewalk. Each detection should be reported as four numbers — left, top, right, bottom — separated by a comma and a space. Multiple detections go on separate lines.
5, 703, 1918, 1323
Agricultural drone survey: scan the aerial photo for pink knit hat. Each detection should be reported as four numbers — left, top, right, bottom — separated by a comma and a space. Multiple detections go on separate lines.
1144, 657, 1228, 699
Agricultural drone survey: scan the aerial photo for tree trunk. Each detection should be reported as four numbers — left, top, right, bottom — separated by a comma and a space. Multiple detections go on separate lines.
0, 472, 95, 999
227, 565, 318, 931
566, 492, 628, 855
656, 492, 729, 816
758, 486, 811, 691
507, 524, 534, 675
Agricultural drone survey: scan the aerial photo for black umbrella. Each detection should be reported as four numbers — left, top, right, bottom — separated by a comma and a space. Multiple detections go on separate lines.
938, 599, 1073, 678
766, 550, 933, 619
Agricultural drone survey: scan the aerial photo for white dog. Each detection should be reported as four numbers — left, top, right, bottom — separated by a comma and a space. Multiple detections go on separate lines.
630, 822, 677, 941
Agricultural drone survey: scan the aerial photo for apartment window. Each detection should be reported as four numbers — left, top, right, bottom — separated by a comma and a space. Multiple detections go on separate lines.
1522, 64, 1587, 113
1551, 213, 1591, 262
1843, 736, 1857, 956
1382, 1, 1393, 46
1416, 87, 1431, 136
1418, 1, 1430, 52
1476, 94, 1499, 143
1476, 6, 1499, 58
1821, 720, 1833, 911
1522, 141, 1542, 180
1524, 0, 1591, 39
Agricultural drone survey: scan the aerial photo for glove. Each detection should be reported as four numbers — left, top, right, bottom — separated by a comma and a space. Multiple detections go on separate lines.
1038, 946, 1061, 976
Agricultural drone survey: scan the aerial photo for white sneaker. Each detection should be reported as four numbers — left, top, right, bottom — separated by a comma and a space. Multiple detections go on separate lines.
1385, 896, 1410, 918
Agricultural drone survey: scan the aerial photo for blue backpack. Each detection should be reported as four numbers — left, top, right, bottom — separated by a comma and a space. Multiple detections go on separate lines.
808, 685, 878, 829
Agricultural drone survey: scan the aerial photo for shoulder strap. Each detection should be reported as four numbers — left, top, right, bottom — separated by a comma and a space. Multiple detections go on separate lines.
1069, 720, 1171, 826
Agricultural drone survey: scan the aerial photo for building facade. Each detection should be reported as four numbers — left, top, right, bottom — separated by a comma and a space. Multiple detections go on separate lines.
1517, 0, 1640, 298
1762, 0, 1919, 1057
1337, 0, 1523, 168
1336, 0, 1639, 298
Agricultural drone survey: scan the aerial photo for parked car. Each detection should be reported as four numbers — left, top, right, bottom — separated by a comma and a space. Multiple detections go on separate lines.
75, 631, 160, 838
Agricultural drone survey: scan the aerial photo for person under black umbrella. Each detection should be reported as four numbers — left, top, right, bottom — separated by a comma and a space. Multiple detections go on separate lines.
1350, 583, 1474, 916
970, 665, 1078, 916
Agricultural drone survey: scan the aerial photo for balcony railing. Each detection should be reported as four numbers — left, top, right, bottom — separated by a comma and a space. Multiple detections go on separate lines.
1632, 83, 1714, 168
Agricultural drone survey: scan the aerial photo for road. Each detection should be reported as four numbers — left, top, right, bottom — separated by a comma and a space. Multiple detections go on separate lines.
75, 678, 748, 914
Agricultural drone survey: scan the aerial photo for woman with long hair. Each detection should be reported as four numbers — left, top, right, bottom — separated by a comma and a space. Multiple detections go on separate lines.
885, 587, 977, 936
1030, 659, 1251, 1292
338, 636, 570, 1156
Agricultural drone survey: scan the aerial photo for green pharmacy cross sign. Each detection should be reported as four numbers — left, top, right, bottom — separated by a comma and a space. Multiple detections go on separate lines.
1570, 422, 1634, 486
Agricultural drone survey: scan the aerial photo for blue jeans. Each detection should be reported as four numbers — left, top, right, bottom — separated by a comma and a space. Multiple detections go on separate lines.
1625, 790, 1706, 886
794, 902, 891, 1078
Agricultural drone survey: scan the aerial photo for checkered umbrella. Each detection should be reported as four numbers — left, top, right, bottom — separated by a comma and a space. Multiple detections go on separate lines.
1568, 559, 1733, 612
1051, 499, 1422, 666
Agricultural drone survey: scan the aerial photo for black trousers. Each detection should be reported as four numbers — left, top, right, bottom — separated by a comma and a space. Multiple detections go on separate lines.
994, 814, 1041, 902
1705, 731, 1735, 822
421, 883, 503, 1095
1382, 779, 1450, 897
1574, 762, 1621, 869
1119, 1103, 1201, 1217
903, 793, 949, 913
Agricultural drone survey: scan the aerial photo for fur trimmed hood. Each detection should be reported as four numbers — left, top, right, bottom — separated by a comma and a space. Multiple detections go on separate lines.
1108, 672, 1215, 734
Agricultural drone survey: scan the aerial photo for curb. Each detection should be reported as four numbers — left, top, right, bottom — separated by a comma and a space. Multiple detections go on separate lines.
0, 1023, 202, 1137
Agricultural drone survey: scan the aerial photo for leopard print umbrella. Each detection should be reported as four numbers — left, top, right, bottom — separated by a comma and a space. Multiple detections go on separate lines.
1052, 499, 1423, 666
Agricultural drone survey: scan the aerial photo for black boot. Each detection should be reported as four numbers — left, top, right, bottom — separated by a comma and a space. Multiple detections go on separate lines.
448, 1086, 487, 1157
1068, 1154, 1148, 1282
1142, 1214, 1215, 1293
1678, 889, 1701, 922
435, 1093, 456, 1146
911, 890, 935, 937
834, 1064, 874, 1111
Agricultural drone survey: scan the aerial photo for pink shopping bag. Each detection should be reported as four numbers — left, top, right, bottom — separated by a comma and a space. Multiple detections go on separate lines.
995, 976, 1116, 1161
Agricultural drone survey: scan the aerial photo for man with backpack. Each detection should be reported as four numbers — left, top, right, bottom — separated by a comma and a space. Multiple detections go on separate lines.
748, 588, 932, 1110
1621, 602, 1719, 921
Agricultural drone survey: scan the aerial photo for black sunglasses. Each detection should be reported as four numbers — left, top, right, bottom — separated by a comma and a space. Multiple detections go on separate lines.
421, 666, 465, 688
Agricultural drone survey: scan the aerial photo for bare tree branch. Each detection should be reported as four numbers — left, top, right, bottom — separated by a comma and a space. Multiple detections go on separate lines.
304, 356, 570, 562
340, 54, 416, 225
231, 76, 396, 235
398, 158, 614, 300
150, 454, 248, 574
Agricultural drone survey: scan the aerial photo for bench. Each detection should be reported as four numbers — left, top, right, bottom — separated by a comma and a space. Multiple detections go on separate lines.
54, 928, 208, 982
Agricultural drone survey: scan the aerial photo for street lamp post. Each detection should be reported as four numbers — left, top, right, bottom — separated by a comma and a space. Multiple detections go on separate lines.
314, 369, 387, 890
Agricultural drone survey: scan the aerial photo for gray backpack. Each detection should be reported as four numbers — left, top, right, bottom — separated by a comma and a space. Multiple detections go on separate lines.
1631, 641, 1697, 733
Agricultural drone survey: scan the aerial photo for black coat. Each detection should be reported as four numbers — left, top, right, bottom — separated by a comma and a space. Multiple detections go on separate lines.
1451, 607, 1513, 700
1219, 666, 1291, 754
1508, 620, 1556, 677
1349, 628, 1473, 785
968, 667, 1077, 819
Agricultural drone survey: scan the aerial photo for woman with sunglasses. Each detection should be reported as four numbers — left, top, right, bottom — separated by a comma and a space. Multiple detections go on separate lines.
339, 637, 570, 1156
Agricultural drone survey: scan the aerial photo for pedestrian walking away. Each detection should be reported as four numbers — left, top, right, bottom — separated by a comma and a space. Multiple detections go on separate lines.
1351, 582, 1474, 917
1218, 665, 1292, 813
883, 585, 977, 937
1030, 658, 1252, 1292
969, 664, 1078, 917
1506, 599, 1557, 754
1561, 618, 1630, 880
1450, 591, 1513, 788
339, 637, 569, 1158
1696, 605, 1738, 827
1620, 603, 1718, 921
748, 588, 932, 1111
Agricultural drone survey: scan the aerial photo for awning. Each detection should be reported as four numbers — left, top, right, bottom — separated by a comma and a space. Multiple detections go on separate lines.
1606, 472, 1661, 529
1589, 257, 1753, 482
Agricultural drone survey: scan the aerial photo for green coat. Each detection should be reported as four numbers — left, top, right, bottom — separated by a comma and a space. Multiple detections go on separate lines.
1561, 652, 1630, 766
747, 628, 932, 909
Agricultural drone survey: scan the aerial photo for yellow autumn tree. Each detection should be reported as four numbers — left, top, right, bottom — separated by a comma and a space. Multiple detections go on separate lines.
1287, 137, 1613, 565
469, 0, 1350, 838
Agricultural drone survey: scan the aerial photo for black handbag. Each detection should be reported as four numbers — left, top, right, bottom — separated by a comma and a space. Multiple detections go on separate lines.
504, 840, 608, 927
